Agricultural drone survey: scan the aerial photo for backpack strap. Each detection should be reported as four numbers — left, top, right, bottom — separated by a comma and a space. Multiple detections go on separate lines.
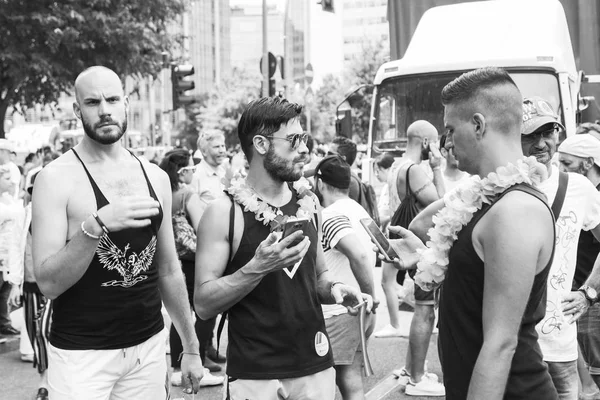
216, 193, 237, 358
398, 163, 415, 196
551, 171, 569, 219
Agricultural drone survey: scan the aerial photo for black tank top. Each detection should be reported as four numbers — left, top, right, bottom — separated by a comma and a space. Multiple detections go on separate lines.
439, 184, 558, 400
225, 187, 334, 379
50, 149, 164, 350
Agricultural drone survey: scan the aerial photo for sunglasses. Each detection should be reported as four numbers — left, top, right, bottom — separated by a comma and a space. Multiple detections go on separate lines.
263, 133, 309, 150
177, 166, 196, 174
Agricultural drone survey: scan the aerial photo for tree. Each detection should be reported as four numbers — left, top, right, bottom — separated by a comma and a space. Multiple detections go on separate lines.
310, 74, 345, 143
0, 0, 187, 138
343, 39, 390, 143
198, 67, 261, 148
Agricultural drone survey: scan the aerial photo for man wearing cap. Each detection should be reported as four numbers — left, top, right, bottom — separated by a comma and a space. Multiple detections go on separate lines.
0, 139, 22, 199
521, 97, 600, 400
558, 133, 600, 393
315, 154, 377, 399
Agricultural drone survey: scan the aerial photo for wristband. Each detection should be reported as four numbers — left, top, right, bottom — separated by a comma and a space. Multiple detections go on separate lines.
178, 351, 200, 362
331, 281, 344, 292
92, 212, 110, 234
81, 220, 103, 240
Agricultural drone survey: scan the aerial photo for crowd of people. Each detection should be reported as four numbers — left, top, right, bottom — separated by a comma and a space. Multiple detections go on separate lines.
2, 64, 600, 400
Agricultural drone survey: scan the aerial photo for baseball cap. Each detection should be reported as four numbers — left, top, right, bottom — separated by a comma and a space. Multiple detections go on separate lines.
315, 155, 351, 189
558, 134, 600, 167
0, 139, 15, 152
522, 97, 565, 135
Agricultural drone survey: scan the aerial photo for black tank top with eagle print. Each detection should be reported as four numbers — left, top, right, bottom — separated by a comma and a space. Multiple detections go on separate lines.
50, 149, 164, 350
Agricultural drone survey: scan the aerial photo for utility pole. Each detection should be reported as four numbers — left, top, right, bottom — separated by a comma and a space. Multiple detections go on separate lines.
160, 52, 168, 147
262, 0, 269, 97
304, 0, 311, 135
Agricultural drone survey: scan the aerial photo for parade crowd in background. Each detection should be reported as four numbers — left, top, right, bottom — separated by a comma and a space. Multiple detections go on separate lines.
3, 65, 600, 400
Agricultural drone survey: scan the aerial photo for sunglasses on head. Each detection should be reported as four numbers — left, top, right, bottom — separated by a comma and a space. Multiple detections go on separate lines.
177, 166, 196, 174
263, 133, 309, 150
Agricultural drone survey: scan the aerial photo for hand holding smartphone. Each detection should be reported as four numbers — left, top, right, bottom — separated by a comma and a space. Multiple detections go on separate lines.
360, 218, 399, 263
280, 217, 310, 248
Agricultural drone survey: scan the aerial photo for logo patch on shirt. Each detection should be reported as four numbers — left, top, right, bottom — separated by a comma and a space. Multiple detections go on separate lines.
314, 331, 329, 357
283, 258, 302, 279
96, 235, 157, 288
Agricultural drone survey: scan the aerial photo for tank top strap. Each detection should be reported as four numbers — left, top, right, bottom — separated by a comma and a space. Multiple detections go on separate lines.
71, 148, 108, 209
127, 150, 159, 201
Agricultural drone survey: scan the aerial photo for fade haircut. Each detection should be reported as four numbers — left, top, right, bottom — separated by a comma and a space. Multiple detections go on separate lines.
441, 67, 522, 134
332, 136, 357, 166
237, 97, 303, 162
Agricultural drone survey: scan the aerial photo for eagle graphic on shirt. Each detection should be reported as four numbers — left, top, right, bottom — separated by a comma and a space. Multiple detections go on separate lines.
96, 234, 157, 288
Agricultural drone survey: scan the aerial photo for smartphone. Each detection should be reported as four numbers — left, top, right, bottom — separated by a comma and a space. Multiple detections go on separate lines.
281, 217, 310, 248
360, 218, 399, 263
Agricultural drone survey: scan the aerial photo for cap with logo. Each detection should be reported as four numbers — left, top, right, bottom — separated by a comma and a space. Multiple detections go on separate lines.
315, 155, 351, 190
522, 97, 565, 135
558, 133, 600, 167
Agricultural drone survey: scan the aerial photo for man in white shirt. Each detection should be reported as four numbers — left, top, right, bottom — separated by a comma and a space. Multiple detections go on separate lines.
0, 139, 22, 199
521, 97, 600, 400
190, 130, 227, 215
316, 155, 377, 399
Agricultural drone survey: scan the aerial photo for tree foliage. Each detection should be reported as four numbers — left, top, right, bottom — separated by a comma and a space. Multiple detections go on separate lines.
197, 67, 262, 148
0, 0, 188, 137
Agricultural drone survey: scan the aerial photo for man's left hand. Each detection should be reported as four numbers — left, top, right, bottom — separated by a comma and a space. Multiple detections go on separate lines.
331, 283, 373, 315
562, 290, 590, 324
180, 353, 204, 394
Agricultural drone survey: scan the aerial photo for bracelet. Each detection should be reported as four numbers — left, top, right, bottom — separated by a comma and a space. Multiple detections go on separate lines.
178, 351, 200, 362
331, 281, 344, 292
81, 220, 103, 240
92, 212, 110, 234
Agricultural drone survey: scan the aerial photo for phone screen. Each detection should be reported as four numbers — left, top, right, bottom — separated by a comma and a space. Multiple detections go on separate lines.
360, 218, 398, 261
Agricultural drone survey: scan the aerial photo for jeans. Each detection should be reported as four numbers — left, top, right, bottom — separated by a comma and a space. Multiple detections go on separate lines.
0, 274, 12, 328
547, 360, 578, 400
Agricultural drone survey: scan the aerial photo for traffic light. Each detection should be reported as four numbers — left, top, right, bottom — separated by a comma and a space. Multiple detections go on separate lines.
171, 64, 195, 110
321, 0, 334, 13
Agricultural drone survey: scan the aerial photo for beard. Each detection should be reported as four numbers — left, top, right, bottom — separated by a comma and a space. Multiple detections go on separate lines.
263, 146, 304, 182
82, 114, 127, 145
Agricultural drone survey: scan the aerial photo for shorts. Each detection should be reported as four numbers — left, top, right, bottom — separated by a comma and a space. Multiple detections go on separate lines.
48, 331, 168, 400
226, 367, 336, 400
325, 312, 374, 365
578, 303, 600, 374
409, 269, 434, 305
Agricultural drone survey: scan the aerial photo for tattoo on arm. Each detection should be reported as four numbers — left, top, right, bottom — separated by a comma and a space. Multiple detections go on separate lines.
413, 180, 433, 196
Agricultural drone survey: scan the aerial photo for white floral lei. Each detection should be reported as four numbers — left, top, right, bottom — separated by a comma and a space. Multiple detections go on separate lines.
226, 175, 318, 229
414, 156, 548, 291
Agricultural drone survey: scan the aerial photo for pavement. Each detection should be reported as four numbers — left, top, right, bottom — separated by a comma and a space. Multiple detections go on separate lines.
0, 267, 445, 400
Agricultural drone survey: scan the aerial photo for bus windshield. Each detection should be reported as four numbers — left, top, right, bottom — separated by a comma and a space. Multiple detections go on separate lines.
370, 71, 561, 156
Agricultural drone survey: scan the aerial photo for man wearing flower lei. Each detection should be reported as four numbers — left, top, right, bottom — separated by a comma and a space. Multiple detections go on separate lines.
384, 67, 559, 399
194, 97, 372, 400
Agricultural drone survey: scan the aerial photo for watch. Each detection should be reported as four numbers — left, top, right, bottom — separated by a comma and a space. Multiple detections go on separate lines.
578, 285, 598, 305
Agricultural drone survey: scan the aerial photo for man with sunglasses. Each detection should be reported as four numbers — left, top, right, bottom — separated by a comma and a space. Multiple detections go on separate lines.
194, 97, 371, 400
521, 97, 600, 400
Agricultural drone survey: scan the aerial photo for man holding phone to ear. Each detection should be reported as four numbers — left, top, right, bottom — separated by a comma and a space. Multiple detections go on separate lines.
194, 97, 372, 400
316, 155, 377, 399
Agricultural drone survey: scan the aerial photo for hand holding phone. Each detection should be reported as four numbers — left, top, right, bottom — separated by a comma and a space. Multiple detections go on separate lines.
360, 218, 399, 263
281, 217, 310, 248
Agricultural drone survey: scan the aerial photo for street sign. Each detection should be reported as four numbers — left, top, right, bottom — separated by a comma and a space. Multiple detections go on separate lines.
305, 63, 314, 84
259, 52, 278, 79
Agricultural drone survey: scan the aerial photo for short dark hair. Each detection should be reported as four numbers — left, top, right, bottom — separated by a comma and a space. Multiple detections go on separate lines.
237, 97, 303, 162
441, 67, 518, 106
332, 136, 357, 166
159, 149, 191, 192
376, 153, 395, 170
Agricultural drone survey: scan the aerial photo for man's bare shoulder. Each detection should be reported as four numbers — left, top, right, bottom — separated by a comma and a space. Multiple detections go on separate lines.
486, 189, 552, 227
35, 151, 80, 186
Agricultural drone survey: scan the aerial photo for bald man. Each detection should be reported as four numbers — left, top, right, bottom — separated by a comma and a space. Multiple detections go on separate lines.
379, 119, 446, 397
32, 66, 204, 399
400, 67, 558, 399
